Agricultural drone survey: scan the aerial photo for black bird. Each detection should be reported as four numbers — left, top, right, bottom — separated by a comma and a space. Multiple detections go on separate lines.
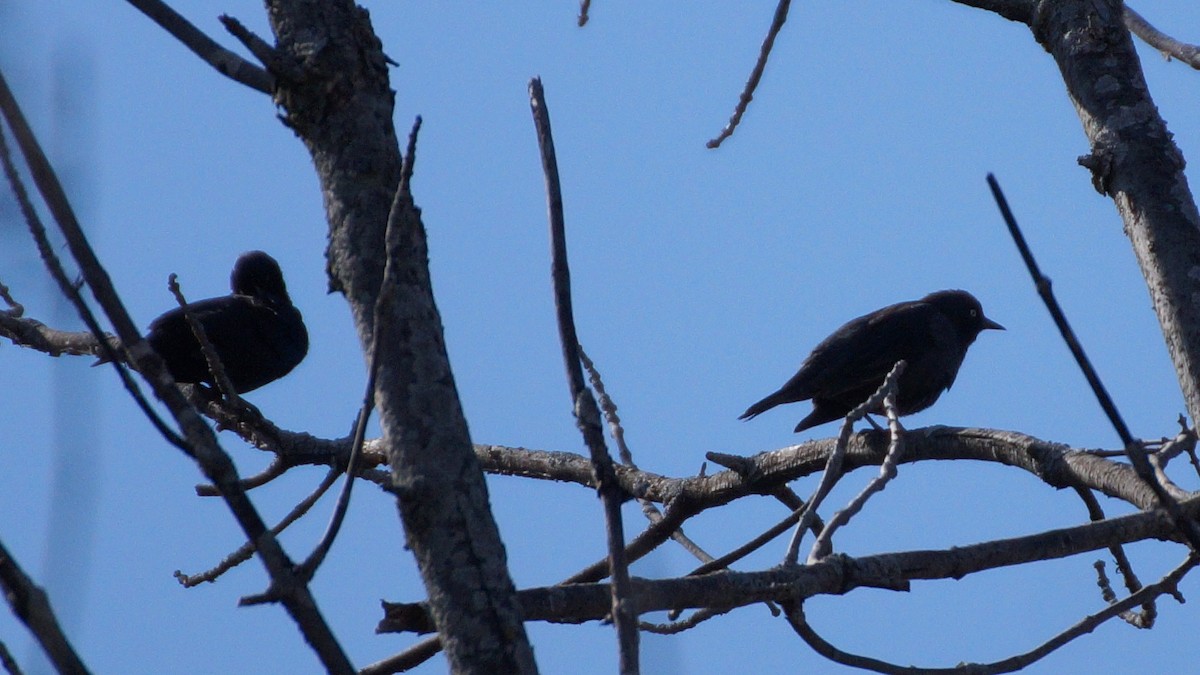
144, 250, 308, 394
740, 289, 1003, 432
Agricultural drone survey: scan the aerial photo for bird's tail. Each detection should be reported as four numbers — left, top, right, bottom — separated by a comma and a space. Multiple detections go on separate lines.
739, 390, 790, 420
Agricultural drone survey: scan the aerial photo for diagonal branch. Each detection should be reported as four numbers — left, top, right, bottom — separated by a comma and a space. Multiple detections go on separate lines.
1124, 6, 1200, 71
0, 539, 90, 675
808, 373, 907, 564
0, 104, 186, 450
784, 361, 906, 565
988, 174, 1200, 553
707, 0, 790, 148
124, 0, 272, 93
0, 67, 353, 674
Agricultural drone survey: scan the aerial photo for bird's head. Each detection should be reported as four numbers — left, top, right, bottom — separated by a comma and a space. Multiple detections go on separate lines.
924, 289, 1004, 341
230, 250, 291, 304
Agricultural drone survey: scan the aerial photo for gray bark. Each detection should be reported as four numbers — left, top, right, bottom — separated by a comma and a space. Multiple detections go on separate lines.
262, 2, 536, 672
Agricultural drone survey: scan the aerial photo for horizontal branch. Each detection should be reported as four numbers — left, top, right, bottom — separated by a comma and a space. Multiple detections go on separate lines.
380, 494, 1193, 632
0, 320, 1180, 513
0, 311, 108, 356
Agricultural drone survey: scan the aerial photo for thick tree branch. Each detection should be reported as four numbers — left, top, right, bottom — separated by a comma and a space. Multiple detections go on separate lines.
0, 311, 107, 356
1031, 1, 1200, 431
380, 497, 1199, 633
951, 0, 1033, 24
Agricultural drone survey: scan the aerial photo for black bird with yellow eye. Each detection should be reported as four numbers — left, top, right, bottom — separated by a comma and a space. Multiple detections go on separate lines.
741, 289, 1003, 432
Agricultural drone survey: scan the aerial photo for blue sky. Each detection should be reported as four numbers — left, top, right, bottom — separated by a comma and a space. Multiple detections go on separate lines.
3, 1, 1200, 673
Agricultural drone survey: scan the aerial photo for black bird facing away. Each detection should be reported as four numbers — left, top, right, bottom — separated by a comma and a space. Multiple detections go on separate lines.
740, 289, 1003, 432
144, 250, 308, 394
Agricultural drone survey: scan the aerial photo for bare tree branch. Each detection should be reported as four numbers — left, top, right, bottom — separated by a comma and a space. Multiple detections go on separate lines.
784, 361, 906, 565
124, 0, 273, 93
259, 2, 537, 669
289, 117, 424, 588
808, 378, 907, 564
782, 554, 1196, 674
0, 639, 22, 675
359, 639, 441, 675
530, 76, 639, 674
0, 310, 107, 356
0, 98, 186, 450
176, 468, 341, 587
0, 540, 89, 675
1124, 6, 1200, 70
380, 502, 1200, 633
949, 0, 1033, 24
1024, 1, 1200, 441
1074, 487, 1153, 628
988, 174, 1200, 552
707, 0, 790, 148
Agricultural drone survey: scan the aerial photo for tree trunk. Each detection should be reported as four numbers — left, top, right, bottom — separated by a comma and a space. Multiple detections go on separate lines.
1034, 0, 1200, 425
264, 2, 537, 671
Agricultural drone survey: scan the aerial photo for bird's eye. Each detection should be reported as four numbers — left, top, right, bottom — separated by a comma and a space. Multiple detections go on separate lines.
970, 309, 978, 317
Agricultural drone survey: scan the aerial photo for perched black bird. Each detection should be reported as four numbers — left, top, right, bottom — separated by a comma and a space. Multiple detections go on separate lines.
144, 250, 308, 394
740, 290, 1003, 432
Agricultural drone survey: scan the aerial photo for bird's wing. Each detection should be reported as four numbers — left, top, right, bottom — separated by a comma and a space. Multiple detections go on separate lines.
791, 300, 943, 401
147, 296, 239, 333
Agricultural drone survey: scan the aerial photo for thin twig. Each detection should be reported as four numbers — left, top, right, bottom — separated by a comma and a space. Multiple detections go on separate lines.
987, 174, 1200, 553
808, 375, 906, 564
783, 554, 1198, 674
123, 0, 273, 92
167, 273, 241, 404
177, 468, 341, 587
706, 0, 791, 148
219, 15, 295, 82
530, 76, 640, 673
195, 457, 288, 496
686, 501, 809, 578
1124, 6, 1200, 70
0, 539, 89, 675
0, 280, 22, 315
639, 606, 732, 634
580, 346, 715, 563
359, 637, 441, 675
1075, 486, 1154, 627
784, 361, 906, 566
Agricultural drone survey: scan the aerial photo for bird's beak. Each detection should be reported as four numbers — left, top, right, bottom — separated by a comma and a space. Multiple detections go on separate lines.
983, 317, 1005, 331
